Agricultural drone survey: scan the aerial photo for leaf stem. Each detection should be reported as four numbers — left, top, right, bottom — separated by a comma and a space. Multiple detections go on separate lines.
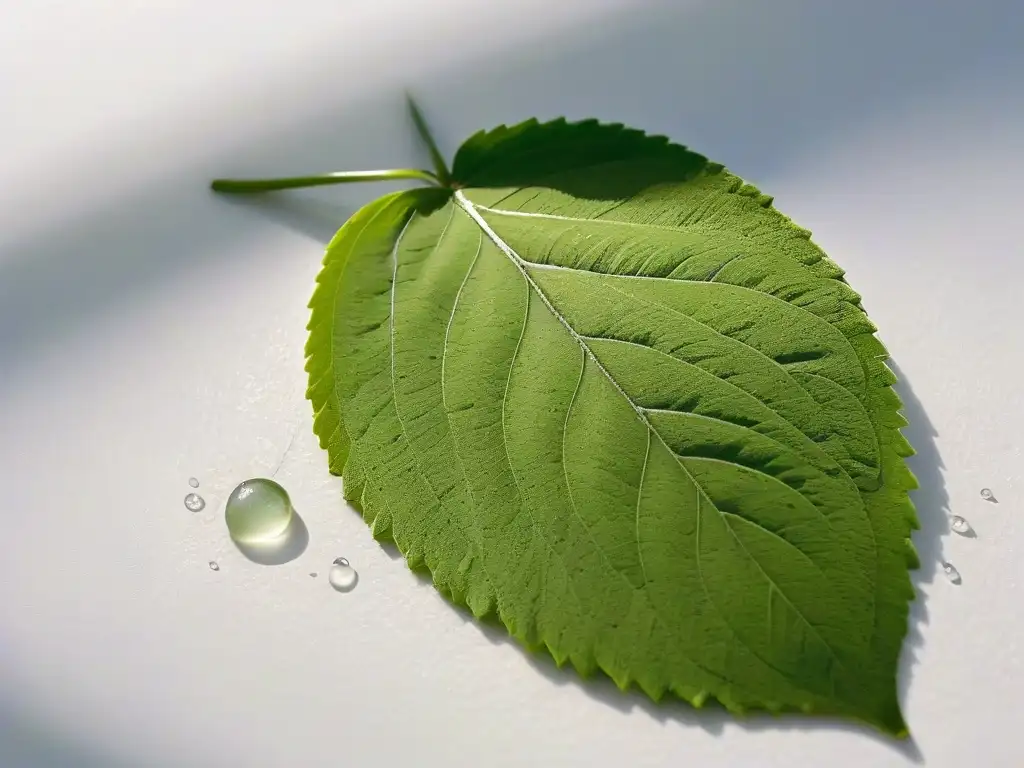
406, 93, 451, 186
210, 168, 440, 194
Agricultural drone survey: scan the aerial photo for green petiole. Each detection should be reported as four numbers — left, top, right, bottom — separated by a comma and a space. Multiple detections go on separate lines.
210, 94, 451, 194
210, 168, 440, 194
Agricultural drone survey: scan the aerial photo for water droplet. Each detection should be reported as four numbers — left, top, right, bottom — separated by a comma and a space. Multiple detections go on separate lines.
184, 492, 206, 512
208, 561, 220, 572
309, 572, 318, 578
329, 557, 358, 592
188, 477, 200, 489
980, 487, 998, 502
942, 562, 962, 585
225, 478, 293, 545
951, 515, 972, 535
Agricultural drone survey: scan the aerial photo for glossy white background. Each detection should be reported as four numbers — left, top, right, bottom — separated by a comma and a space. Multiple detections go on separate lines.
1, 1, 1022, 766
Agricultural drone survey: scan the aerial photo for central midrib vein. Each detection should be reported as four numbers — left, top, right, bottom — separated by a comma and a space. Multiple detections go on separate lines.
452, 189, 847, 672
453, 191, 657, 432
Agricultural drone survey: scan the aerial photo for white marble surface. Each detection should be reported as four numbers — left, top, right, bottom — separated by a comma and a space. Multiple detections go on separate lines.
1, 1, 1022, 766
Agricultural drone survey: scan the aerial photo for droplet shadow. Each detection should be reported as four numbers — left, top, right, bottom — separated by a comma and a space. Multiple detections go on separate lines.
941, 563, 963, 585
951, 524, 977, 540
232, 509, 309, 565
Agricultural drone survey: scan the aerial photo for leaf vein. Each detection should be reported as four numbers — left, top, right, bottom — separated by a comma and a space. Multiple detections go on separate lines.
324, 196, 407, 456
475, 203, 825, 268
457, 189, 849, 680
522, 260, 864, 397
500, 280, 532, 512
720, 511, 835, 591
441, 233, 483, 413
390, 207, 454, 501
560, 347, 587, 551
636, 429, 651, 585
585, 336, 835, 474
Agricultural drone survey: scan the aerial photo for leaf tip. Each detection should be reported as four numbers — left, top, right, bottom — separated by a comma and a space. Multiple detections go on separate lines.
859, 690, 911, 740
884, 712, 912, 741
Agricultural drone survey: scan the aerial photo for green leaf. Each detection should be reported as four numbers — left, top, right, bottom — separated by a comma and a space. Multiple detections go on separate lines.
306, 119, 919, 736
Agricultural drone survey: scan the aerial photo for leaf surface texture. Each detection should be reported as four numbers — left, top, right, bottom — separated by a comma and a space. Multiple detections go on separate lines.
306, 121, 918, 735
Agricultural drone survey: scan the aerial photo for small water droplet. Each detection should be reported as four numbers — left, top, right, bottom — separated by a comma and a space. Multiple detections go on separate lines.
980, 487, 998, 503
310, 572, 318, 578
225, 478, 293, 545
951, 515, 972, 535
329, 557, 358, 592
208, 561, 220, 572
188, 477, 200, 488
942, 562, 962, 584
184, 492, 206, 512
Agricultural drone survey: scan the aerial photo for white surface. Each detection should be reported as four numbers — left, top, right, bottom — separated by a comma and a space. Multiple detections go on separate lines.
1, 1, 1022, 766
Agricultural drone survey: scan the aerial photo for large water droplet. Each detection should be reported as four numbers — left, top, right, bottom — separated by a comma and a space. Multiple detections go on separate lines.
980, 487, 998, 503
951, 515, 972, 535
208, 561, 220, 572
188, 477, 200, 489
942, 562, 962, 585
329, 557, 358, 592
184, 492, 206, 512
225, 478, 293, 545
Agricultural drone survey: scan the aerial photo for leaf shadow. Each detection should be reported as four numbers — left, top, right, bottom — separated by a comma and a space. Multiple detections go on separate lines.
887, 361, 950, 676
374, 538, 405, 562
220, 192, 354, 245
459, 606, 925, 760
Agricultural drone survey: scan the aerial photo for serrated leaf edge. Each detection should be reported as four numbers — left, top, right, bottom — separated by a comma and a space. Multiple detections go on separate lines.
304, 118, 921, 736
